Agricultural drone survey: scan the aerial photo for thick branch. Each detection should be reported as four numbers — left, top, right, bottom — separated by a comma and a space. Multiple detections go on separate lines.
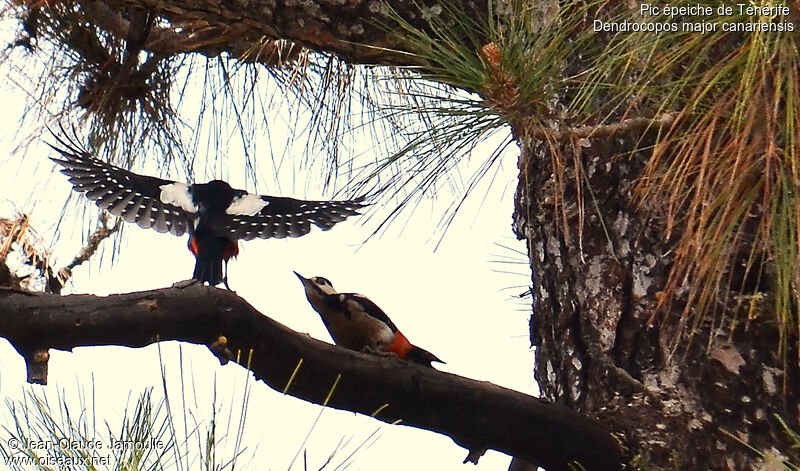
115, 0, 481, 65
0, 285, 622, 471
86, 2, 303, 66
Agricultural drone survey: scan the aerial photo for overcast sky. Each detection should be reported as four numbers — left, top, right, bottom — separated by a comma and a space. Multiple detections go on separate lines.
0, 22, 536, 470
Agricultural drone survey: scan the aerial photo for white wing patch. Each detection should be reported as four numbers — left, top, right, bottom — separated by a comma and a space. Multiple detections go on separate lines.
226, 194, 269, 216
159, 182, 198, 213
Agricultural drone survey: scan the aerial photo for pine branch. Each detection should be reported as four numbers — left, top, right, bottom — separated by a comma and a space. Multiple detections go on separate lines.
30, 0, 471, 66
0, 284, 623, 471
56, 213, 122, 289
84, 2, 302, 67
531, 112, 679, 141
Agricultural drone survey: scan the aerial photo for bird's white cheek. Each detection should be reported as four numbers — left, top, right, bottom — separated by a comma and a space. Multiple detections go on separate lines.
226, 194, 269, 216
160, 182, 198, 213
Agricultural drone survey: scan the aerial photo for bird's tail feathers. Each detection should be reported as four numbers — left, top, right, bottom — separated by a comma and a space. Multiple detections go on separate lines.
384, 331, 444, 368
193, 257, 224, 286
405, 345, 445, 367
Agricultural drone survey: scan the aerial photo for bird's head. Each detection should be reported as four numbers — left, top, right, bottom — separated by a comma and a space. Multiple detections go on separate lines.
294, 271, 337, 296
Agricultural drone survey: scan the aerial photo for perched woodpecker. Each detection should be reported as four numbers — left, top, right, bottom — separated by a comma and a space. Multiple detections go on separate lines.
294, 272, 443, 367
49, 132, 367, 288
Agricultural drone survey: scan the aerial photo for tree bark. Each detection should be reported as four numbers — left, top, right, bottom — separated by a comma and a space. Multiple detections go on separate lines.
86, 0, 484, 66
0, 284, 623, 471
512, 128, 800, 468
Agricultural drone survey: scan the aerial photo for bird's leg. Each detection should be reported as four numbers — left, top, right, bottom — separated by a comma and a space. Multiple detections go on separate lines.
361, 345, 378, 354
361, 345, 398, 358
222, 261, 232, 291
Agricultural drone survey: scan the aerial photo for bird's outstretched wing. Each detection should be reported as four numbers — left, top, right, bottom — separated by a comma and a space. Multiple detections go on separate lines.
50, 128, 367, 241
222, 195, 368, 240
48, 131, 195, 236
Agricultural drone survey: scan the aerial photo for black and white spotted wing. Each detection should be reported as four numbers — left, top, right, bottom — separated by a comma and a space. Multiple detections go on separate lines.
48, 134, 194, 236
223, 195, 367, 241
337, 292, 400, 333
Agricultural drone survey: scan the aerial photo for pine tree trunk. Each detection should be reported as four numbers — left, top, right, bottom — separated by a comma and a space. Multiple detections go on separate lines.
512, 129, 800, 469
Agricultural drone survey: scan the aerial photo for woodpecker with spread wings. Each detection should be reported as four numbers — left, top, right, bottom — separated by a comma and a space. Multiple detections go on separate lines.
49, 131, 367, 288
295, 272, 443, 367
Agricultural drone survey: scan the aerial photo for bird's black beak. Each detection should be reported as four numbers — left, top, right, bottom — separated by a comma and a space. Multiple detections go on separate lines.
293, 271, 306, 282
294, 271, 325, 297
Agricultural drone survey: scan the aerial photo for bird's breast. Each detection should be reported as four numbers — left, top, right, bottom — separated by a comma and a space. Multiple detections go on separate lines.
315, 304, 394, 352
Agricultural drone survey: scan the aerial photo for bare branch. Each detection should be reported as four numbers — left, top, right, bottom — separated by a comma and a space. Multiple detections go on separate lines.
0, 284, 623, 471
63, 215, 121, 270
55, 212, 122, 291
531, 112, 680, 142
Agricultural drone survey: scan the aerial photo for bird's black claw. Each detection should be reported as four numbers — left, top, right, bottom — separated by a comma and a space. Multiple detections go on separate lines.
361, 346, 398, 359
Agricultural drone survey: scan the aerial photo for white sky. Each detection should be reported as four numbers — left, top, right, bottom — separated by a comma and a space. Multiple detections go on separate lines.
0, 23, 536, 471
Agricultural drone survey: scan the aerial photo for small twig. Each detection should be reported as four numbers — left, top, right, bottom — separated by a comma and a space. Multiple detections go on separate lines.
55, 213, 122, 290
531, 112, 679, 141
0, 214, 30, 261
65, 213, 122, 271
